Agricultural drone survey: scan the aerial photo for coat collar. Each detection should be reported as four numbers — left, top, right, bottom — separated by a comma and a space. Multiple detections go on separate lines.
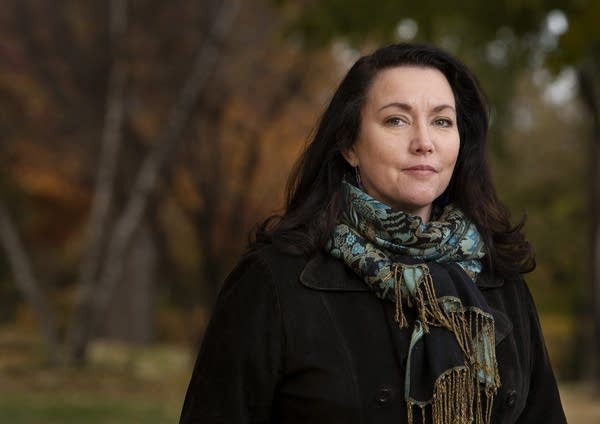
490, 305, 513, 345
300, 253, 369, 291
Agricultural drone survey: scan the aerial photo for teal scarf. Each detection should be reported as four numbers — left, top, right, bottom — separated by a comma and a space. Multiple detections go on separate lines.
328, 181, 500, 424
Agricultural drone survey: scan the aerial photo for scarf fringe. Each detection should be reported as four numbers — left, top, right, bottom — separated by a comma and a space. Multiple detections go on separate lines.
393, 264, 452, 332
407, 367, 496, 424
395, 264, 500, 424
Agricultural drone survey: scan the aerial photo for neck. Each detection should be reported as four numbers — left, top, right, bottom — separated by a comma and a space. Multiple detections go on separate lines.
396, 203, 432, 223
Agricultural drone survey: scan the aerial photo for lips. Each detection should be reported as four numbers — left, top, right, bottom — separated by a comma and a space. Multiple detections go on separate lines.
404, 165, 437, 172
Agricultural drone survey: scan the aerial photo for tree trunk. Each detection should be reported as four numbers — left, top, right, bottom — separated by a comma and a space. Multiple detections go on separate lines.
577, 65, 600, 389
99, 219, 157, 343
68, 0, 129, 364
0, 201, 60, 363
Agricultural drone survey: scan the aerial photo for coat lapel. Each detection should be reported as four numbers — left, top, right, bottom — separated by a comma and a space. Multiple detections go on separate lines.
299, 253, 369, 292
476, 273, 513, 345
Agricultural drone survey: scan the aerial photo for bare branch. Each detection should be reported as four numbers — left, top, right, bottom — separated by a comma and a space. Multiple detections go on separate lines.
0, 201, 60, 364
68, 0, 129, 363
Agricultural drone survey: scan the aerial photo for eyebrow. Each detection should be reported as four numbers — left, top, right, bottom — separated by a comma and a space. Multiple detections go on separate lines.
377, 102, 456, 114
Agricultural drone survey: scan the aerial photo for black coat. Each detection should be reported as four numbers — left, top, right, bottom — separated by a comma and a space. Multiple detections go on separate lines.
180, 245, 567, 423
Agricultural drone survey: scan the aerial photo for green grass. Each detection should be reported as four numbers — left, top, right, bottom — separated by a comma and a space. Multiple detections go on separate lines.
0, 330, 192, 423
0, 393, 175, 424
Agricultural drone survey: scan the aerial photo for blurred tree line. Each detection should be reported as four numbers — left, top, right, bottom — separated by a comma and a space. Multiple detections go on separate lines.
0, 0, 334, 364
0, 0, 598, 385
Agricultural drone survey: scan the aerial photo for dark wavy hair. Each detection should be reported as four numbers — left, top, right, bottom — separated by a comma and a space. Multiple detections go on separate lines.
253, 43, 535, 278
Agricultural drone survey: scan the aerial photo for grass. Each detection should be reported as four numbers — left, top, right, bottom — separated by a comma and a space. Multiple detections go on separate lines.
0, 357, 187, 423
559, 383, 600, 423
0, 328, 191, 423
0, 394, 173, 424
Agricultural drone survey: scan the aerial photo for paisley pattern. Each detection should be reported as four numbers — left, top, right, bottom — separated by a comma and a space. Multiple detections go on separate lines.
327, 181, 499, 424
329, 180, 486, 288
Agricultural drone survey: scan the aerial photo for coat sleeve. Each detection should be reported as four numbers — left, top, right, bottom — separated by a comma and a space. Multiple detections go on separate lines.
179, 253, 283, 423
515, 282, 567, 424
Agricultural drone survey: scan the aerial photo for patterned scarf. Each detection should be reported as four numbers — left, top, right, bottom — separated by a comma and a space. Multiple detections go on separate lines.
328, 181, 500, 424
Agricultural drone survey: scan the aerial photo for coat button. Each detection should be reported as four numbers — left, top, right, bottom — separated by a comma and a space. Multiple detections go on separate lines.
375, 385, 394, 405
505, 390, 518, 408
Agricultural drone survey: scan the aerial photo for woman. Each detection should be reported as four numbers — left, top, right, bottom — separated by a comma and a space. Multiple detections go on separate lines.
180, 43, 567, 423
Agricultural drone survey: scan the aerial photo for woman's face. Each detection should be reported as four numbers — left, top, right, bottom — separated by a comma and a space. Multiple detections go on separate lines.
342, 66, 460, 222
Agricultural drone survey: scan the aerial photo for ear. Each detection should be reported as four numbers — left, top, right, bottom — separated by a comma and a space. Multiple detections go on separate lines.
341, 146, 358, 167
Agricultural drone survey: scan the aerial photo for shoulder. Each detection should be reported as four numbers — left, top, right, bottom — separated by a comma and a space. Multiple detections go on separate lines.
477, 271, 534, 304
217, 245, 309, 301
250, 244, 310, 276
477, 271, 536, 320
221, 245, 363, 300
243, 244, 310, 283
477, 271, 541, 340
477, 271, 532, 302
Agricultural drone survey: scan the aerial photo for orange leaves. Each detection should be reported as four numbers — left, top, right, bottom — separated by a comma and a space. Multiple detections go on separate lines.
6, 140, 87, 206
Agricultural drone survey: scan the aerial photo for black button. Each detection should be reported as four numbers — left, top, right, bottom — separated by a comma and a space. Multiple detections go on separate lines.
505, 390, 517, 408
375, 385, 394, 405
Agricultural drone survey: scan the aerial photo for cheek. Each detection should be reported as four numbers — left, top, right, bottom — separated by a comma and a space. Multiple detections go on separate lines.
355, 136, 394, 167
447, 139, 461, 167
451, 150, 460, 168
439, 140, 460, 184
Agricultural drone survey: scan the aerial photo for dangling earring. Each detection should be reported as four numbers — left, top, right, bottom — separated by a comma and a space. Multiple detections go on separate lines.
355, 166, 364, 190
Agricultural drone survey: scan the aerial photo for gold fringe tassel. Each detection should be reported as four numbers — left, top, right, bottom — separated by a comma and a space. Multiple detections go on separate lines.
395, 263, 500, 424
407, 367, 497, 424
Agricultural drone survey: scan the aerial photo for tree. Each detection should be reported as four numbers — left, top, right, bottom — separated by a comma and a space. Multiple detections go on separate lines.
575, 62, 600, 389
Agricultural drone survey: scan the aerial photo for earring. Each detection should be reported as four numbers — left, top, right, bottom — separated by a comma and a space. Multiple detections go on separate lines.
355, 166, 363, 189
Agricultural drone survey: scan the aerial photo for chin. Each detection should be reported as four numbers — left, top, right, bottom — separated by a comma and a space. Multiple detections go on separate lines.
396, 196, 437, 210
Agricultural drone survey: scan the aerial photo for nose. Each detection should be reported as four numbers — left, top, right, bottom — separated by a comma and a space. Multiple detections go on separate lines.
409, 120, 433, 154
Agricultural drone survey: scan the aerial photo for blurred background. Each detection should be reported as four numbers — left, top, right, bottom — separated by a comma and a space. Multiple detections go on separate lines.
0, 0, 599, 422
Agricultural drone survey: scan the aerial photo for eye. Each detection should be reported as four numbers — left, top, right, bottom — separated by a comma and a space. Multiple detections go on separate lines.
433, 117, 454, 128
384, 116, 407, 127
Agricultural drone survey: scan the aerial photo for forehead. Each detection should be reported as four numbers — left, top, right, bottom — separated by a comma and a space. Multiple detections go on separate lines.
365, 66, 455, 107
